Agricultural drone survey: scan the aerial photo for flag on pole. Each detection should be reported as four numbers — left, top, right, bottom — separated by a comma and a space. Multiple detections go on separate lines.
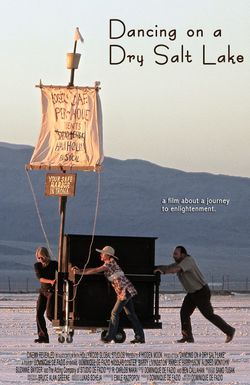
29, 86, 103, 170
74, 27, 84, 43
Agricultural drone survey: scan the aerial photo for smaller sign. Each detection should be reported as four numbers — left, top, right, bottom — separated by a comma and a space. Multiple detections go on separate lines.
45, 173, 77, 197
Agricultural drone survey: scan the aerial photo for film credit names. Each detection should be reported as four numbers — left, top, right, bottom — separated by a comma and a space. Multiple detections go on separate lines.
16, 350, 236, 383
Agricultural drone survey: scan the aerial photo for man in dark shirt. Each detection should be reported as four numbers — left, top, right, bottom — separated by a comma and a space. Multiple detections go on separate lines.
34, 247, 58, 343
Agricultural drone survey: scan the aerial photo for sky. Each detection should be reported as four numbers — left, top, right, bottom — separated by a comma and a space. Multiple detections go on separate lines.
0, 0, 249, 177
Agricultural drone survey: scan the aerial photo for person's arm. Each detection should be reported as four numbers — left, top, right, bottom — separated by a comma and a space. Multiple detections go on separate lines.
154, 264, 182, 274
72, 265, 107, 275
40, 278, 56, 285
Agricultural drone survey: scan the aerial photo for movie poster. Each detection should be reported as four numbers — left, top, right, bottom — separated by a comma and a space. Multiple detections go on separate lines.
0, 1, 249, 385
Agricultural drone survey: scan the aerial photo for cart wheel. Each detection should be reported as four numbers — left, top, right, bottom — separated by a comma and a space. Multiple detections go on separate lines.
114, 330, 126, 343
58, 335, 65, 343
66, 335, 73, 343
101, 330, 107, 341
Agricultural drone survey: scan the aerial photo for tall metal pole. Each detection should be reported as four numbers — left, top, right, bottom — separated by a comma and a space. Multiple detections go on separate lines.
59, 28, 78, 268
55, 27, 83, 326
59, 32, 78, 267
60, 30, 79, 267
68, 41, 77, 87
54, 193, 68, 322
58, 195, 67, 273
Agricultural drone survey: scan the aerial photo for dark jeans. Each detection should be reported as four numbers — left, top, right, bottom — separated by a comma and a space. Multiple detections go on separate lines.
106, 294, 145, 341
180, 285, 234, 338
36, 290, 55, 339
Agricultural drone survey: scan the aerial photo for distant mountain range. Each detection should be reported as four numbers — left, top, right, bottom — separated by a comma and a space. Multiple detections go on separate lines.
0, 142, 249, 281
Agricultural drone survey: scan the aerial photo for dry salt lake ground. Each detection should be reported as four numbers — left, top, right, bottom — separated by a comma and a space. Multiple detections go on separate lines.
0, 293, 249, 385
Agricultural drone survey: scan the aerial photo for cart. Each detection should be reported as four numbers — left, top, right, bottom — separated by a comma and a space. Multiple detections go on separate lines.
52, 234, 161, 343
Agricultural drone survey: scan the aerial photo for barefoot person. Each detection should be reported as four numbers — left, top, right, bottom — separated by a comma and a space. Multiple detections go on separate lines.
154, 246, 235, 343
72, 245, 145, 344
34, 247, 58, 343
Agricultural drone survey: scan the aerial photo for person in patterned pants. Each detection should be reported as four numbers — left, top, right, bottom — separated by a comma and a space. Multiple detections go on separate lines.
72, 245, 145, 344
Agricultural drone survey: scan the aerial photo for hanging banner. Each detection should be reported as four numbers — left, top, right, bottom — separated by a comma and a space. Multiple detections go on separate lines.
28, 86, 103, 171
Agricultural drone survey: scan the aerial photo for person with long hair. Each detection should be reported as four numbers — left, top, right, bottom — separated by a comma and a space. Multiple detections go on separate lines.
72, 245, 145, 344
34, 247, 58, 343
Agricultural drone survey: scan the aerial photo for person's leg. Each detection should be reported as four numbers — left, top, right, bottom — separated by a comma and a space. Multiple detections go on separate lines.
104, 297, 127, 341
46, 292, 55, 322
179, 293, 196, 342
35, 292, 49, 342
123, 298, 145, 343
193, 285, 235, 339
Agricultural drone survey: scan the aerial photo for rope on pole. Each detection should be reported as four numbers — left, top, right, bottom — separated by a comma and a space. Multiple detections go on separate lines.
69, 171, 102, 302
25, 168, 54, 257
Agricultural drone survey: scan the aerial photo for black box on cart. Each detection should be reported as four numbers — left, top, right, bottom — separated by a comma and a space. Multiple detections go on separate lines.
53, 234, 161, 336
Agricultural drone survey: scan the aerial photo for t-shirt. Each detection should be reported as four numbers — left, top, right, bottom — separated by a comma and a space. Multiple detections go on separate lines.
103, 258, 137, 300
34, 260, 58, 291
177, 255, 207, 293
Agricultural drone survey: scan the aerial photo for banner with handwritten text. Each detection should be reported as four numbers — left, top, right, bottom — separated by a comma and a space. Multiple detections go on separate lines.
29, 86, 103, 170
